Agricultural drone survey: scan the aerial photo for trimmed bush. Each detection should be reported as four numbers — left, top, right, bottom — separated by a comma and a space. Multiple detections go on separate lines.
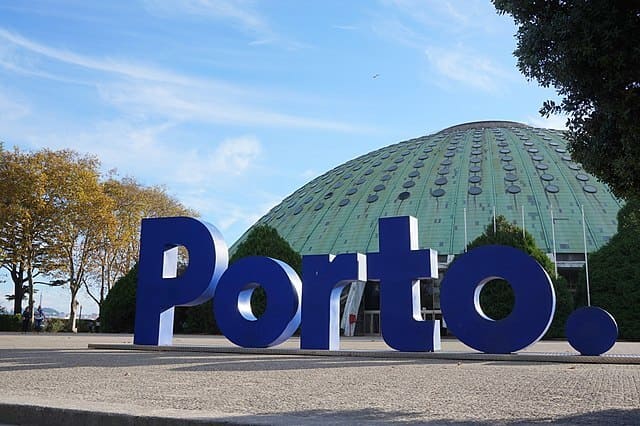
101, 265, 137, 333
466, 216, 573, 338
0, 314, 22, 331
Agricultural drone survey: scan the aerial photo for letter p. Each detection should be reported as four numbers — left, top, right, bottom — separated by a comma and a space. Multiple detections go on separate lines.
133, 217, 228, 345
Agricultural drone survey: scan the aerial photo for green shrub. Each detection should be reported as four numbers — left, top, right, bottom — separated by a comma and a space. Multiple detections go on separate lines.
575, 198, 640, 339
45, 318, 67, 333
466, 216, 573, 338
102, 265, 137, 333
0, 314, 22, 331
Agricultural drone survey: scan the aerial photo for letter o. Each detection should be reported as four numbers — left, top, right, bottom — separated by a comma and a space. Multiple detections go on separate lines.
440, 245, 556, 354
213, 256, 302, 348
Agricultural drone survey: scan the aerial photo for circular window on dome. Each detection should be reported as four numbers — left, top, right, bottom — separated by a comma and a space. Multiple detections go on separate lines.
468, 186, 482, 195
569, 164, 581, 171
555, 148, 567, 153
524, 141, 534, 147
381, 174, 391, 181
381, 153, 390, 159
372, 160, 381, 167
276, 211, 285, 219
402, 150, 411, 156
445, 152, 456, 158
364, 169, 374, 176
435, 177, 447, 185
497, 142, 508, 147
562, 155, 572, 161
501, 155, 513, 162
469, 176, 481, 184
438, 167, 449, 175
394, 157, 404, 164
471, 149, 482, 156
374, 184, 386, 192
423, 147, 433, 153
549, 142, 559, 147
409, 170, 420, 178
418, 154, 429, 160
506, 185, 521, 194
304, 196, 313, 204
583, 185, 597, 194
527, 148, 539, 154
505, 173, 518, 182
541, 173, 554, 181
338, 198, 350, 207
343, 172, 353, 179
414, 161, 425, 168
470, 157, 481, 164
403, 180, 415, 188
352, 164, 362, 171
367, 194, 378, 203
532, 155, 544, 161
447, 145, 457, 151
333, 181, 343, 189
472, 143, 482, 149
398, 191, 411, 200
324, 192, 333, 199
536, 163, 549, 170
576, 174, 589, 181
441, 159, 452, 166
431, 188, 445, 197
386, 164, 398, 172
545, 184, 560, 194
314, 202, 325, 211
293, 206, 303, 215
355, 177, 366, 185
499, 149, 511, 154
335, 169, 344, 176
346, 187, 357, 196
470, 165, 481, 173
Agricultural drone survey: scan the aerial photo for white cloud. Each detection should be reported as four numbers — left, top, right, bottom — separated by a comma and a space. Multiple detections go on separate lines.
425, 46, 514, 93
143, 0, 269, 34
0, 28, 368, 133
0, 88, 29, 121
525, 114, 568, 130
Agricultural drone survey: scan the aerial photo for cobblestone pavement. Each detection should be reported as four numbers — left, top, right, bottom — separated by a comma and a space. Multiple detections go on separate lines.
0, 333, 638, 425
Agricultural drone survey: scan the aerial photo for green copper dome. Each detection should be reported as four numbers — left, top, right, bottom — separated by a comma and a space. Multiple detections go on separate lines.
234, 121, 621, 257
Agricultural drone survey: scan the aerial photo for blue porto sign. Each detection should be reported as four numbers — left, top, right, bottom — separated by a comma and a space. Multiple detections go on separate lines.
133, 216, 618, 355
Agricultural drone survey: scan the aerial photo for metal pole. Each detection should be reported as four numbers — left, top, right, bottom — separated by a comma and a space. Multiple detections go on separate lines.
493, 206, 496, 234
582, 205, 591, 306
550, 206, 558, 279
521, 205, 525, 240
463, 207, 468, 252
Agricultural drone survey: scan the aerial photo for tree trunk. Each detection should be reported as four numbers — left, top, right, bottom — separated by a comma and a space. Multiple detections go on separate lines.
68, 291, 78, 333
11, 265, 25, 315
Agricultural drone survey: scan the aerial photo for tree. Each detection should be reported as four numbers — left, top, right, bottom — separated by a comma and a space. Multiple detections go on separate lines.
84, 176, 196, 318
29, 150, 113, 332
0, 148, 64, 320
575, 198, 640, 339
466, 216, 573, 338
493, 1, 640, 199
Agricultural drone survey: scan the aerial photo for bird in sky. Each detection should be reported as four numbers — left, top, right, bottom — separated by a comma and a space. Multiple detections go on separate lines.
372, 74, 380, 79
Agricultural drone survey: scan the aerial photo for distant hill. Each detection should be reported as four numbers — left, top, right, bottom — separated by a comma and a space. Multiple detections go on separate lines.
41, 307, 66, 318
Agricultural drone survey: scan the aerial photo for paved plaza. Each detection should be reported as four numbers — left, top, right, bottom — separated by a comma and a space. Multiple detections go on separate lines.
0, 333, 638, 425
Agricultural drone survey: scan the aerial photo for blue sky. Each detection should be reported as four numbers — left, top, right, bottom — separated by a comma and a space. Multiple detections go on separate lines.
0, 0, 566, 315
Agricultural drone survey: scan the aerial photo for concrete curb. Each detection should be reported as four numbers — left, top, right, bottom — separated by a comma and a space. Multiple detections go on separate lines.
88, 343, 640, 364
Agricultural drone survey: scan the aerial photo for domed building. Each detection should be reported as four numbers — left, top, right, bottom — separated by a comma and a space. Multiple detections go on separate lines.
233, 121, 622, 335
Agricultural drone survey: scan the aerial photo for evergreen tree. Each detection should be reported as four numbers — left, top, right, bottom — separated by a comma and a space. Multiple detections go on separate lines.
575, 198, 640, 339
466, 216, 573, 338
